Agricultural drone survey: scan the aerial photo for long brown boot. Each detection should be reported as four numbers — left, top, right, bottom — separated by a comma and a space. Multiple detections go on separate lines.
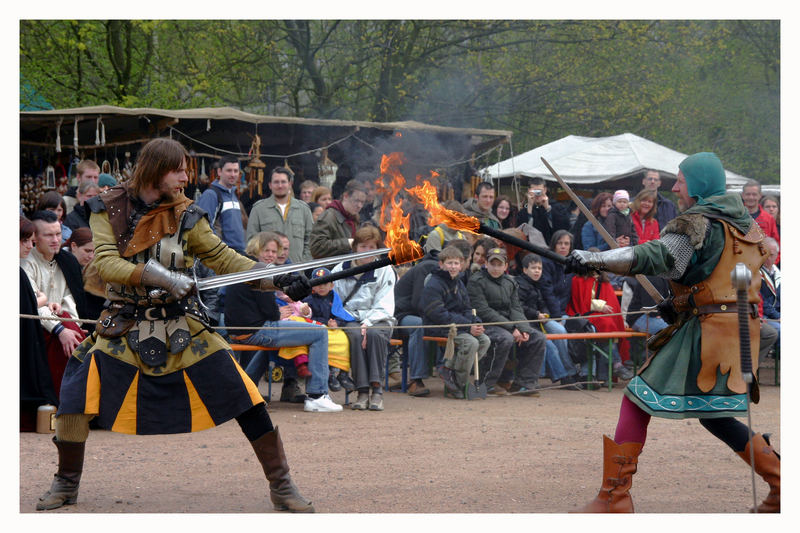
736, 433, 780, 513
36, 437, 86, 511
250, 427, 315, 513
575, 434, 643, 513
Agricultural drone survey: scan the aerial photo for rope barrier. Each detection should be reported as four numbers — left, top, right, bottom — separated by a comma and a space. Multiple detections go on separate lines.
18, 308, 708, 332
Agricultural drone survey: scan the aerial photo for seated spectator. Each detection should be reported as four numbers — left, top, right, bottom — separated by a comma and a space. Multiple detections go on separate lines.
466, 247, 545, 396
393, 246, 442, 397
36, 190, 72, 244
566, 254, 633, 381
20, 216, 58, 431
63, 227, 103, 333
625, 276, 672, 335
462, 182, 501, 230
493, 195, 517, 230
22, 210, 87, 398
540, 229, 575, 320
603, 190, 638, 247
302, 267, 356, 393
310, 180, 365, 258
516, 253, 582, 387
424, 200, 470, 254
760, 195, 780, 235
63, 181, 101, 232
515, 178, 571, 243
98, 173, 117, 192
307, 201, 324, 223
630, 189, 660, 244
420, 245, 490, 399
298, 180, 319, 203
470, 236, 497, 274
759, 237, 780, 347
223, 231, 342, 413
581, 192, 612, 251
311, 186, 333, 209
332, 225, 396, 411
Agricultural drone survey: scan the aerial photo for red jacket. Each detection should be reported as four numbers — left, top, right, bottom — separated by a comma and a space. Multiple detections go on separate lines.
632, 211, 660, 243
752, 208, 780, 264
567, 275, 630, 361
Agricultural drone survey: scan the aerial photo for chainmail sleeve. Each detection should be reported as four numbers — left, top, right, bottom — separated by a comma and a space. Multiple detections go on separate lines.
658, 232, 696, 279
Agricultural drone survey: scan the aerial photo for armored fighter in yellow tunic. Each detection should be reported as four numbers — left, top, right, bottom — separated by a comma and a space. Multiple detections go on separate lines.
36, 138, 315, 513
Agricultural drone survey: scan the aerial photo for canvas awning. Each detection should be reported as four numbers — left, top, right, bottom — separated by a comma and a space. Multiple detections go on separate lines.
481, 133, 756, 192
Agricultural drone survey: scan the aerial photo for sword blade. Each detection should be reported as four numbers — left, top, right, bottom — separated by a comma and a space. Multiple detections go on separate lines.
196, 248, 391, 291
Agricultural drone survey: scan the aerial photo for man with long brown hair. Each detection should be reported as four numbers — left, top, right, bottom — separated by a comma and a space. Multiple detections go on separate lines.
36, 137, 317, 513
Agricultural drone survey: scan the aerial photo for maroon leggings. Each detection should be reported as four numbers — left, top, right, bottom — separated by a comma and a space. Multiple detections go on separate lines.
614, 395, 753, 452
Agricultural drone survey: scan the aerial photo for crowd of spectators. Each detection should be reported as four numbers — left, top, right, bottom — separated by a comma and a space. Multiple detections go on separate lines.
20, 159, 782, 427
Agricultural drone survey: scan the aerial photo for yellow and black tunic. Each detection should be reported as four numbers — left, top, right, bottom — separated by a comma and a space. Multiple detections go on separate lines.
58, 186, 262, 435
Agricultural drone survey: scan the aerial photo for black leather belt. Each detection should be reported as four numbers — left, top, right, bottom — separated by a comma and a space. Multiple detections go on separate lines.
690, 303, 758, 317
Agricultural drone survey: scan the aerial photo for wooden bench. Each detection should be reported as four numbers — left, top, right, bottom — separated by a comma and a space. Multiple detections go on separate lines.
231, 330, 649, 397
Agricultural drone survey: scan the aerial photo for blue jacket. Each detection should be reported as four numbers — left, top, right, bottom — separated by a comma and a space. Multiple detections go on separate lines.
540, 257, 573, 318
580, 219, 610, 251
759, 266, 780, 320
196, 181, 246, 252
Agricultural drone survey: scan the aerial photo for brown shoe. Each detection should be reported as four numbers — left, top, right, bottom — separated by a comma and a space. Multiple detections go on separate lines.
736, 433, 780, 513
407, 379, 430, 397
387, 372, 402, 390
574, 435, 643, 513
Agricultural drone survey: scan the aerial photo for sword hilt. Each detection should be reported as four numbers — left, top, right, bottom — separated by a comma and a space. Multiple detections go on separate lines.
731, 263, 753, 383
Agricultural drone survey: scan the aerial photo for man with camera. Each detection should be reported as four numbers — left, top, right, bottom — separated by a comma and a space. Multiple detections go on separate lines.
515, 178, 571, 244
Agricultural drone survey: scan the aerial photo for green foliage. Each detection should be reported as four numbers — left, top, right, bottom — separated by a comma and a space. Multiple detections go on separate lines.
20, 19, 779, 183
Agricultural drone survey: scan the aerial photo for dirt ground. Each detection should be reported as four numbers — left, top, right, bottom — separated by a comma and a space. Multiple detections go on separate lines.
19, 365, 781, 518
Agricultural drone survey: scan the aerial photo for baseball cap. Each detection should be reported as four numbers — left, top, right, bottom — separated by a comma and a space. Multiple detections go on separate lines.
312, 267, 331, 279
486, 247, 507, 263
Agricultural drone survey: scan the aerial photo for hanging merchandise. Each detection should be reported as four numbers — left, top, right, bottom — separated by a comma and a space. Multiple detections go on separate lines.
73, 117, 79, 151
187, 155, 197, 185
45, 165, 56, 189
246, 134, 266, 199
95, 117, 106, 146
317, 148, 338, 189
101, 160, 111, 174
113, 157, 122, 182
55, 118, 63, 153
199, 157, 207, 181
122, 152, 133, 182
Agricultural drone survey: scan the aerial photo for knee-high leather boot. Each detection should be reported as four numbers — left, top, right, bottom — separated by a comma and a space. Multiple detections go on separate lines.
575, 434, 643, 513
250, 427, 315, 513
736, 433, 780, 513
36, 437, 86, 511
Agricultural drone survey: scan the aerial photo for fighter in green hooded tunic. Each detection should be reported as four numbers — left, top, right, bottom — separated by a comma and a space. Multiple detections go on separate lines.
566, 153, 780, 514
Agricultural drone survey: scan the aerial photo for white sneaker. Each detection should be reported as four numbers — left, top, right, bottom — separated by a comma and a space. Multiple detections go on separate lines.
303, 393, 343, 412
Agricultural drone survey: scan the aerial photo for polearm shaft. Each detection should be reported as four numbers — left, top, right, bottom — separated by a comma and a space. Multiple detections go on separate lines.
195, 248, 391, 291
477, 223, 566, 265
540, 157, 665, 303
309, 255, 394, 287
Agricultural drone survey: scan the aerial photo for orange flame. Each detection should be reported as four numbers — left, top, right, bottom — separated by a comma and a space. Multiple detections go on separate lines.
405, 180, 480, 233
377, 153, 423, 264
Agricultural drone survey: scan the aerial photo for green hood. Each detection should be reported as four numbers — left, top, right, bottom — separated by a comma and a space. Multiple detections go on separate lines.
681, 193, 752, 234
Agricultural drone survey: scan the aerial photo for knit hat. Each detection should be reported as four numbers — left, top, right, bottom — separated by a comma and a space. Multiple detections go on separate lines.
613, 190, 629, 203
98, 173, 117, 188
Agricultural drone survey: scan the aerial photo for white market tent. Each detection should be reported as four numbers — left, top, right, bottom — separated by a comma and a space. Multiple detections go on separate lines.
481, 133, 760, 192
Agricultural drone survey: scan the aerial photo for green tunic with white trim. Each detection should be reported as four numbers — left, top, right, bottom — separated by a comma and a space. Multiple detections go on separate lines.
623, 193, 762, 419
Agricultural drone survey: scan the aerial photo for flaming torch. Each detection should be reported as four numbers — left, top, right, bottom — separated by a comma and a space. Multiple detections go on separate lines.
406, 180, 567, 265
310, 152, 425, 286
